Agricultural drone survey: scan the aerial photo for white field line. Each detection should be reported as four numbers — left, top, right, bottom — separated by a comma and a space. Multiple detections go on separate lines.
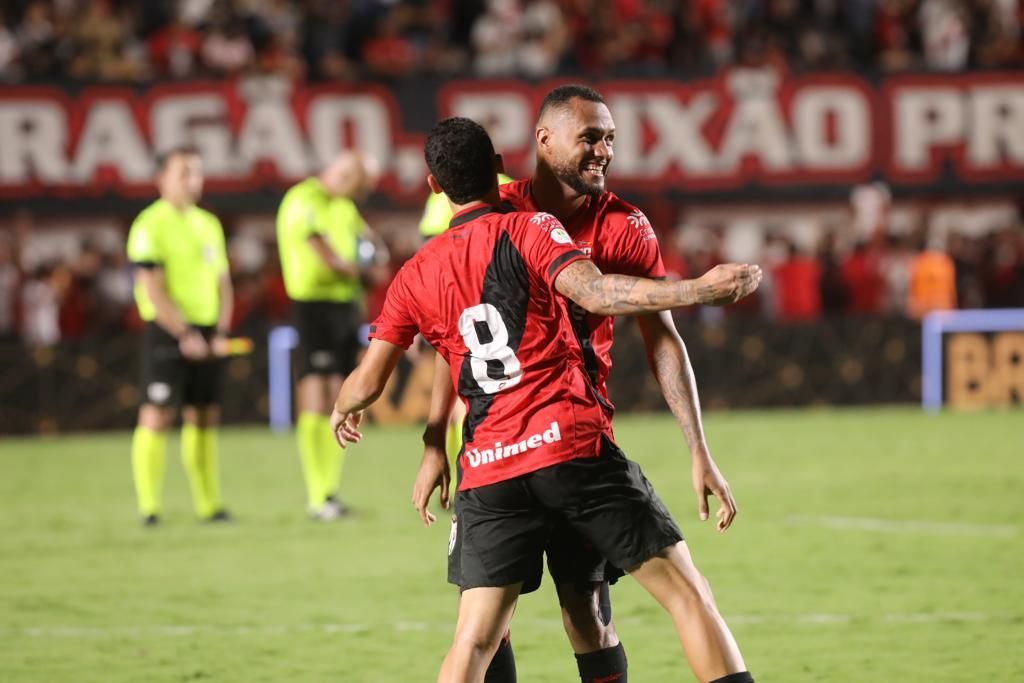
786, 515, 1018, 537
7, 612, 1018, 639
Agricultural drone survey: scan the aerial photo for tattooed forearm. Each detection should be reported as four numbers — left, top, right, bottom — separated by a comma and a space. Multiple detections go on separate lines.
555, 259, 762, 315
645, 319, 708, 455
555, 260, 700, 315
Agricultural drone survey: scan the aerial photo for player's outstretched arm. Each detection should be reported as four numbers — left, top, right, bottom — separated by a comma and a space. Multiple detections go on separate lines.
554, 259, 762, 316
638, 312, 737, 532
330, 339, 403, 446
412, 353, 454, 526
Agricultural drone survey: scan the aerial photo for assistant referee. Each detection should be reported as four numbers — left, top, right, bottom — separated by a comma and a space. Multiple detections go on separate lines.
126, 145, 233, 526
276, 151, 383, 520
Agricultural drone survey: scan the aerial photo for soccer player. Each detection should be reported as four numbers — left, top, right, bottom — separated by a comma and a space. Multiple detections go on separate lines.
332, 117, 759, 683
419, 172, 515, 491
414, 84, 742, 683
126, 145, 233, 525
276, 151, 383, 520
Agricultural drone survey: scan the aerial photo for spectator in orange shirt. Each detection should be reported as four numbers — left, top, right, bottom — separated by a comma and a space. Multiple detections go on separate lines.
907, 239, 957, 319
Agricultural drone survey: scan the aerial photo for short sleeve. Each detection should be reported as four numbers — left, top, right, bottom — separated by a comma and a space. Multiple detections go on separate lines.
515, 212, 588, 287
126, 214, 162, 266
368, 267, 419, 350
604, 206, 666, 278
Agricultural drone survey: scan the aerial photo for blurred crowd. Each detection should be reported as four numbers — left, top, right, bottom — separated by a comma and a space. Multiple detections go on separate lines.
666, 217, 1024, 324
0, 0, 1021, 83
2, 200, 1022, 347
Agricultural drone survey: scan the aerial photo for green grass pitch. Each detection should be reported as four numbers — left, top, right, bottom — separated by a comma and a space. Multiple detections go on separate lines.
1, 408, 1022, 682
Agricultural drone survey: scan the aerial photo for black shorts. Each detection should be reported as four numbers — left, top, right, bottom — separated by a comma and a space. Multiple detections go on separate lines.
139, 322, 224, 407
291, 300, 362, 378
449, 436, 683, 593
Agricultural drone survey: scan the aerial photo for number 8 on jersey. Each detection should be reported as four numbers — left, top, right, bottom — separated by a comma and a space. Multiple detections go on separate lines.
459, 303, 523, 394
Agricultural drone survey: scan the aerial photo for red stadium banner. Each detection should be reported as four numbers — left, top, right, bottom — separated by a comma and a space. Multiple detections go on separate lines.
0, 69, 1021, 205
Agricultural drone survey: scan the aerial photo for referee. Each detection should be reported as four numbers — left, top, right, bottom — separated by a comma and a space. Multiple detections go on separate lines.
276, 151, 382, 520
126, 145, 233, 526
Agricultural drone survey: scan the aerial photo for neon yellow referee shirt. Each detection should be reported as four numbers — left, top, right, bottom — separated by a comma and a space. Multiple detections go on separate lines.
126, 199, 228, 326
276, 177, 366, 303
419, 174, 514, 237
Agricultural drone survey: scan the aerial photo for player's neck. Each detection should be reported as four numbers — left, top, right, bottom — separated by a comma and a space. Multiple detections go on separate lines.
446, 188, 501, 217
530, 165, 588, 223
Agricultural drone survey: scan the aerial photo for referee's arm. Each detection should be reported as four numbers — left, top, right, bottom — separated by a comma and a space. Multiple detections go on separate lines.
215, 270, 233, 337
136, 267, 190, 339
307, 233, 360, 279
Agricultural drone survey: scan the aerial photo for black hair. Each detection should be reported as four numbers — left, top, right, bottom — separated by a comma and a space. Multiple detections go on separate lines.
424, 117, 496, 205
155, 144, 200, 173
537, 84, 605, 121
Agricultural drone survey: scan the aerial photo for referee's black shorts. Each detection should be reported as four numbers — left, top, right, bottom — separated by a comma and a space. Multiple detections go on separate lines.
139, 322, 224, 407
291, 300, 363, 378
450, 436, 684, 593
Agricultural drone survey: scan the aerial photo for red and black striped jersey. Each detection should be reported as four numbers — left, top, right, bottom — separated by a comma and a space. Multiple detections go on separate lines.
499, 180, 665, 406
370, 204, 612, 490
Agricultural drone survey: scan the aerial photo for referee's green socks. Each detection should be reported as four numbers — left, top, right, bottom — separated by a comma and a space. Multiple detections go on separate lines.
297, 412, 345, 508
445, 414, 463, 498
318, 412, 344, 500
181, 424, 224, 519
131, 426, 166, 517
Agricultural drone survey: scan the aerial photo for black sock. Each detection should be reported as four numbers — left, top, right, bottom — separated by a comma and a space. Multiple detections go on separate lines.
708, 672, 754, 683
483, 635, 517, 683
575, 642, 627, 683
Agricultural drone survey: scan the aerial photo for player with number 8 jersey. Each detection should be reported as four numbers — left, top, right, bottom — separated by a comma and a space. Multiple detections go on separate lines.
333, 116, 760, 683
371, 205, 607, 491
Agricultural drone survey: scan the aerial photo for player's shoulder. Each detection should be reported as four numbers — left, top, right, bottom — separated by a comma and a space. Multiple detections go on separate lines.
595, 192, 655, 239
498, 178, 530, 204
502, 208, 556, 229
597, 192, 646, 223
504, 210, 574, 245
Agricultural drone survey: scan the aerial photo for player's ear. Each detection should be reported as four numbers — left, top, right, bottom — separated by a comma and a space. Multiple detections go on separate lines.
494, 154, 505, 175
535, 126, 549, 150
426, 174, 443, 195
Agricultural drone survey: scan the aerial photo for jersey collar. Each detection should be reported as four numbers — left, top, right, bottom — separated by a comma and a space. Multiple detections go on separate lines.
449, 204, 502, 229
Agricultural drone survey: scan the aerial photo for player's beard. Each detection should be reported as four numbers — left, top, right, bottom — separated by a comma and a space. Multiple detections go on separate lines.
551, 154, 607, 197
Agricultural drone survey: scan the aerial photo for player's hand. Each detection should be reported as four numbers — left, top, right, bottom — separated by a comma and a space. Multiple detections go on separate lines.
694, 264, 763, 306
330, 407, 363, 447
179, 330, 210, 360
692, 454, 738, 533
411, 445, 450, 527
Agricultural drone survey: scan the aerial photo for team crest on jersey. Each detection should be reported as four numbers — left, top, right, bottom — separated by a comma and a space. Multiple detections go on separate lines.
202, 245, 215, 263
626, 209, 657, 241
626, 210, 650, 230
529, 212, 558, 230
